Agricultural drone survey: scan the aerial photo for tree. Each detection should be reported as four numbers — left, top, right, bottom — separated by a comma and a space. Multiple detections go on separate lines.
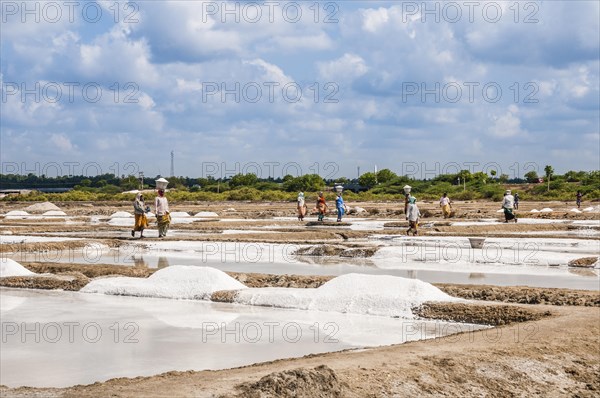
120, 176, 139, 191
283, 174, 325, 192
544, 165, 554, 192
524, 171, 539, 183
376, 169, 397, 184
358, 172, 378, 188
472, 172, 488, 184
490, 170, 497, 179
229, 173, 259, 188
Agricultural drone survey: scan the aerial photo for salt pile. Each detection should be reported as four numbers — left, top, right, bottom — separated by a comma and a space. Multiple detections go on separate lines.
540, 208, 553, 213
42, 210, 67, 217
24, 202, 61, 212
570, 208, 582, 213
234, 273, 458, 319
530, 209, 540, 213
170, 212, 191, 217
194, 211, 219, 218
583, 206, 599, 213
81, 266, 246, 300
109, 211, 133, 218
5, 210, 30, 217
0, 258, 36, 277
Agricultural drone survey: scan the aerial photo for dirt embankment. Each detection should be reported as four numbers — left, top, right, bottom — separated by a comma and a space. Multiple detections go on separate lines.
293, 244, 379, 258
414, 302, 552, 325
0, 239, 123, 254
435, 284, 600, 307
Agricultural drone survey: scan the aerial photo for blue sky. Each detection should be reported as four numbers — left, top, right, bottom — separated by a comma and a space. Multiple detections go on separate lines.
1, 0, 598, 180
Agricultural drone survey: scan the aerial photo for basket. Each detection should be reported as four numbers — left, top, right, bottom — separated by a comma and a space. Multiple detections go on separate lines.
155, 178, 169, 190
468, 237, 486, 249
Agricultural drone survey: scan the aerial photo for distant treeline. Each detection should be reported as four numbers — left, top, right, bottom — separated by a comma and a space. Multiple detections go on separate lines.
1, 168, 598, 202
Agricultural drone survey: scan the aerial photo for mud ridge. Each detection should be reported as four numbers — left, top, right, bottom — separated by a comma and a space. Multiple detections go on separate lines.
414, 302, 553, 325
293, 244, 378, 258
220, 365, 344, 398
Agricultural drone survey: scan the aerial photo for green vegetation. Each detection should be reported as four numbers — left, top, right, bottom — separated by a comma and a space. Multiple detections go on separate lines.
1, 169, 598, 203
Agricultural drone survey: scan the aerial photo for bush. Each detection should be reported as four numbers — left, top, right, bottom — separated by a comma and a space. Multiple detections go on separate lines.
453, 191, 477, 200
227, 187, 262, 201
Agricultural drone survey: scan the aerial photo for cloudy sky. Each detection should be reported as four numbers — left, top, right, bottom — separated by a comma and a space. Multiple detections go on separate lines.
1, 0, 598, 180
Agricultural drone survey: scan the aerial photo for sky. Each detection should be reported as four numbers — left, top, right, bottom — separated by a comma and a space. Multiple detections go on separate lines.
1, 0, 599, 181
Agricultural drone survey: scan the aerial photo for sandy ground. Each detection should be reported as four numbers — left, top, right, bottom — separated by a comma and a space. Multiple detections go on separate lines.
1, 200, 599, 397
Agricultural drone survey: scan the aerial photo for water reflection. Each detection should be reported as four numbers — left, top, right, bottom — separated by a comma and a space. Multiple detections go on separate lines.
469, 273, 486, 280
568, 268, 599, 278
293, 255, 375, 267
132, 256, 147, 268
158, 257, 170, 269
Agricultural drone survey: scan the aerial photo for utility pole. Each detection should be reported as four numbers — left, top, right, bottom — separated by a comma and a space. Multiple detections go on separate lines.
170, 150, 174, 177
139, 171, 144, 190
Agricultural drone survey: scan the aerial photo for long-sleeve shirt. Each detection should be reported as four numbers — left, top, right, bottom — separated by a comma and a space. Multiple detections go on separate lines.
155, 196, 169, 216
133, 199, 145, 214
406, 203, 420, 222
502, 195, 514, 209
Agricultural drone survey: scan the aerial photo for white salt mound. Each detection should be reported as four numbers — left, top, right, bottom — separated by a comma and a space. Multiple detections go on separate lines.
194, 211, 219, 218
81, 266, 247, 300
42, 210, 67, 216
170, 212, 191, 217
0, 258, 36, 277
583, 206, 598, 213
5, 210, 30, 217
110, 211, 133, 218
25, 202, 61, 212
540, 208, 553, 213
530, 209, 540, 213
496, 209, 504, 213
570, 208, 582, 213
234, 273, 458, 319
